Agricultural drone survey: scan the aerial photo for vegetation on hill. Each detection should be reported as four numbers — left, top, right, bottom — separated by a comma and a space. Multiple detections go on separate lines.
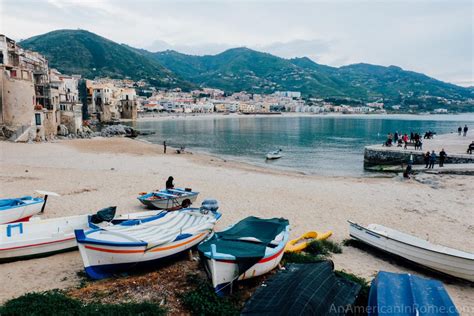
20, 30, 473, 111
20, 29, 194, 90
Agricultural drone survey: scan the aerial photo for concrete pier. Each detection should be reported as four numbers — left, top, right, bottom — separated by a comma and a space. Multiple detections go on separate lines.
364, 133, 474, 170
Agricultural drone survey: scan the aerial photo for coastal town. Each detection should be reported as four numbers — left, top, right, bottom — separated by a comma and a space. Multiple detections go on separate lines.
1, 4, 474, 313
4, 33, 449, 143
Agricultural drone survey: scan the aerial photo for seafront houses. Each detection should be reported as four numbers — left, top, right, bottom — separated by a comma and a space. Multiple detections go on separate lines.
87, 81, 138, 122
0, 34, 88, 141
0, 34, 60, 141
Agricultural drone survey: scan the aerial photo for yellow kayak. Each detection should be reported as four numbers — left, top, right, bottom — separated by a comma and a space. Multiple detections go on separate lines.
284, 231, 333, 253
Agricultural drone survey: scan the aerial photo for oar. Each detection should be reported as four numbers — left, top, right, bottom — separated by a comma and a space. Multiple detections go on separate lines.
35, 190, 60, 213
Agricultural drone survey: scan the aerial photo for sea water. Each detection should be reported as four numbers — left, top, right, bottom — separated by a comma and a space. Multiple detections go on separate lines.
129, 114, 474, 176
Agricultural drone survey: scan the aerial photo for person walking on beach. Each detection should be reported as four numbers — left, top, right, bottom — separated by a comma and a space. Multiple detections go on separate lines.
166, 176, 174, 190
439, 149, 447, 167
394, 132, 399, 144
429, 150, 436, 169
424, 151, 430, 168
463, 125, 468, 136
458, 126, 462, 136
163, 141, 167, 154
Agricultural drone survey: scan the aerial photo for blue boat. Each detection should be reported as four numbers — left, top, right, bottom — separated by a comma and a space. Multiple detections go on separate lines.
137, 188, 199, 210
0, 196, 45, 225
368, 271, 459, 316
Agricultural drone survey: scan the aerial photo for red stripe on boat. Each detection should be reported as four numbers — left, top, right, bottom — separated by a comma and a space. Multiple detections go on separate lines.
84, 245, 144, 254
215, 247, 285, 264
9, 215, 33, 223
0, 237, 76, 251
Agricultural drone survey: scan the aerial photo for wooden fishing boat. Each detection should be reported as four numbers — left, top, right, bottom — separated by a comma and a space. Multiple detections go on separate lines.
266, 149, 282, 160
137, 188, 199, 210
75, 206, 221, 279
284, 230, 333, 253
0, 191, 60, 224
198, 216, 289, 294
368, 271, 459, 315
0, 207, 163, 263
349, 221, 474, 282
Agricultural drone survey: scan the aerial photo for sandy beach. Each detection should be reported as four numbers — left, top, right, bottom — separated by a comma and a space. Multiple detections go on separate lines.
0, 137, 473, 309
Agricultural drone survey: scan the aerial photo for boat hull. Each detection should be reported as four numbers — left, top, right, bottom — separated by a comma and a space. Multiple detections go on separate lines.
349, 221, 474, 282
138, 190, 199, 210
0, 198, 44, 224
203, 245, 286, 292
143, 194, 198, 210
77, 231, 210, 279
0, 211, 160, 263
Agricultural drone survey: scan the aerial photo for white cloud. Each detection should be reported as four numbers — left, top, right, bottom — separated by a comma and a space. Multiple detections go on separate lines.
1, 0, 472, 86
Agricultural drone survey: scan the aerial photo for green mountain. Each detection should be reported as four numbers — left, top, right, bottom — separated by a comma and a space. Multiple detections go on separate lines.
20, 30, 472, 111
20, 29, 193, 89
153, 48, 365, 98
152, 49, 472, 106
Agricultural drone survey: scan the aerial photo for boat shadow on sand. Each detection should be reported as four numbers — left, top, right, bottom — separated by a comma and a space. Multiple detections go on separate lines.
344, 239, 474, 287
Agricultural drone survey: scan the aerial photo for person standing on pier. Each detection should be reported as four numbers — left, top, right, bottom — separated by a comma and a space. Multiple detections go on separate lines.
429, 150, 436, 169
463, 125, 468, 136
439, 149, 447, 167
458, 126, 462, 136
424, 151, 430, 168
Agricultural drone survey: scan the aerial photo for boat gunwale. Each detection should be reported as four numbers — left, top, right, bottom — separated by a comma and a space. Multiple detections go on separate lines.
348, 221, 474, 261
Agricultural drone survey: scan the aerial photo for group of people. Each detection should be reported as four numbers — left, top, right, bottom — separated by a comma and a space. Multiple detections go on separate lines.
424, 149, 447, 169
384, 131, 424, 150
458, 125, 469, 136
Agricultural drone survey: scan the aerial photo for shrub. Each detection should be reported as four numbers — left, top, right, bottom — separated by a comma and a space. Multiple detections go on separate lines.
0, 291, 166, 316
282, 252, 324, 264
180, 275, 239, 316
306, 239, 342, 256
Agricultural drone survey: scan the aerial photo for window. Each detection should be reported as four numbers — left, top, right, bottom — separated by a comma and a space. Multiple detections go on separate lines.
35, 113, 41, 126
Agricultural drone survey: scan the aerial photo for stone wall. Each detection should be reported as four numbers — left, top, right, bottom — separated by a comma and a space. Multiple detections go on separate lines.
0, 70, 35, 127
364, 147, 474, 168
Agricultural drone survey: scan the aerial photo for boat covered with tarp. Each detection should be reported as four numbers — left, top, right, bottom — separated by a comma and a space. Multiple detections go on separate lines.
242, 261, 361, 315
198, 216, 289, 293
368, 271, 459, 316
76, 203, 221, 279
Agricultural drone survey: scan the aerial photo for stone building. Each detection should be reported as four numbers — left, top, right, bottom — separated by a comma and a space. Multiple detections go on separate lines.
0, 34, 83, 141
87, 81, 137, 122
0, 35, 37, 140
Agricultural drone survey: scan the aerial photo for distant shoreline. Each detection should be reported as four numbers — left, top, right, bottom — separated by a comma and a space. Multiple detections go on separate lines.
121, 111, 474, 123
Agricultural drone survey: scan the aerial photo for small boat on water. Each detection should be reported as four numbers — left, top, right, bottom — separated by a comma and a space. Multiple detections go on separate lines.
368, 271, 459, 316
348, 221, 474, 282
0, 207, 117, 263
137, 188, 199, 210
198, 216, 289, 294
75, 201, 221, 280
284, 230, 333, 253
266, 149, 282, 160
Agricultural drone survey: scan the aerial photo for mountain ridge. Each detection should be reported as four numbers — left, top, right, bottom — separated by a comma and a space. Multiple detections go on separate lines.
18, 29, 472, 111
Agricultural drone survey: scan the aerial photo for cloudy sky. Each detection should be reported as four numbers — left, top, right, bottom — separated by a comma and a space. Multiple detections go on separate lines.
1, 0, 472, 86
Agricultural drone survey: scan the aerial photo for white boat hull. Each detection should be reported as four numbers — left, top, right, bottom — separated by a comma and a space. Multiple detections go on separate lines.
203, 246, 286, 291
0, 200, 44, 224
0, 215, 88, 262
0, 211, 160, 262
349, 221, 474, 282
147, 194, 198, 210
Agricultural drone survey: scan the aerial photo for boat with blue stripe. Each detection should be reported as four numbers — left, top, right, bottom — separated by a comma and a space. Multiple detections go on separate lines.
75, 200, 221, 279
137, 188, 199, 210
